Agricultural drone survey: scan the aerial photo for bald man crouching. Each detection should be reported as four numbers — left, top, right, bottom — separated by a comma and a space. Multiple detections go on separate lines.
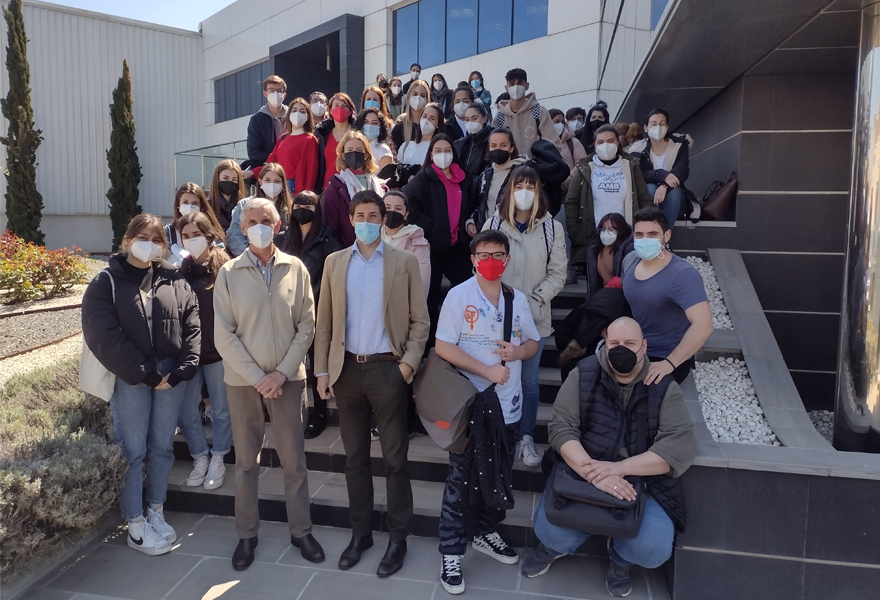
521, 317, 696, 598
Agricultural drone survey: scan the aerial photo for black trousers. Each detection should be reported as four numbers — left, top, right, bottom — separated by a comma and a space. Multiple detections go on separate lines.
427, 245, 473, 346
334, 355, 412, 542
648, 355, 695, 385
438, 421, 518, 555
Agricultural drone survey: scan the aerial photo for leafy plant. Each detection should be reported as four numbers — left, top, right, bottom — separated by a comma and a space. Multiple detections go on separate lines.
106, 59, 142, 251
0, 230, 88, 304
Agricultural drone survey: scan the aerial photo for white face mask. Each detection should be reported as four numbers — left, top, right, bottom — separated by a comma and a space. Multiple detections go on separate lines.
420, 118, 435, 135
290, 112, 307, 128
178, 203, 200, 215
648, 125, 668, 141
568, 119, 584, 133
553, 122, 565, 137
432, 152, 453, 169
310, 102, 326, 117
411, 70, 420, 80
513, 188, 535, 211
508, 85, 525, 100
599, 230, 618, 246
433, 80, 444, 91
454, 102, 469, 118
267, 91, 284, 108
596, 142, 618, 161
391, 85, 401, 95
465, 121, 484, 135
182, 235, 208, 259
261, 182, 283, 198
409, 95, 426, 111
246, 224, 275, 249
130, 240, 162, 262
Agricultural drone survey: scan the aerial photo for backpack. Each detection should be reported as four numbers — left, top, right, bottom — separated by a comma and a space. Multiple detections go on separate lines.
488, 215, 555, 266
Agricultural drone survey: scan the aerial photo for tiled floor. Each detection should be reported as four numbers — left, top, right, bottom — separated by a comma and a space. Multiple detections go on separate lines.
26, 512, 670, 600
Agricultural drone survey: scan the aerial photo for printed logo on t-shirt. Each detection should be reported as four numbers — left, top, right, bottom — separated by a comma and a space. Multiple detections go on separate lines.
464, 305, 479, 330
597, 180, 621, 192
594, 168, 625, 195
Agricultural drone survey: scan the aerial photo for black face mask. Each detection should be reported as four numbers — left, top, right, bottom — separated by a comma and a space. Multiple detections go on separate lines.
217, 180, 239, 197
589, 119, 605, 132
608, 344, 640, 374
385, 210, 405, 229
292, 207, 315, 225
344, 151, 365, 170
488, 149, 511, 165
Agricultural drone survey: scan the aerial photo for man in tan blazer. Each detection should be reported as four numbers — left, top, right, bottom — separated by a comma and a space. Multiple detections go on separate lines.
315, 190, 429, 578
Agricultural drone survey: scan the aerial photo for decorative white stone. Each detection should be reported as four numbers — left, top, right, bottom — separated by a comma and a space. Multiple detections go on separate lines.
684, 256, 734, 330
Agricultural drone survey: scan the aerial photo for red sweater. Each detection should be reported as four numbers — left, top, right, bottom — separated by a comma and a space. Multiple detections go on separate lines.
322, 132, 341, 190
261, 132, 319, 194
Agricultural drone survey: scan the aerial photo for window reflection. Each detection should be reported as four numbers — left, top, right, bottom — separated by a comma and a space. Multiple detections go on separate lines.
513, 0, 548, 44
479, 0, 513, 53
419, 0, 447, 69
214, 61, 270, 124
394, 3, 419, 75
447, 0, 478, 63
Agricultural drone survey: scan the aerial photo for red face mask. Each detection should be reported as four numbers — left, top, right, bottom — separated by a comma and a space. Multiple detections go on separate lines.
331, 106, 350, 123
475, 257, 506, 281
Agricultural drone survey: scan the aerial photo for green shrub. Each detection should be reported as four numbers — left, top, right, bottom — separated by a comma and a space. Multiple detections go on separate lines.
0, 358, 126, 582
0, 230, 88, 304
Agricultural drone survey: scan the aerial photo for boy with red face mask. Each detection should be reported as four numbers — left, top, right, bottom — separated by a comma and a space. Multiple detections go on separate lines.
433, 229, 541, 595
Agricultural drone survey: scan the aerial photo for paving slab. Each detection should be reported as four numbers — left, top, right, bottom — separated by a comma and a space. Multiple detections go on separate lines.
172, 514, 295, 562
297, 569, 436, 600
165, 557, 315, 599
518, 552, 654, 600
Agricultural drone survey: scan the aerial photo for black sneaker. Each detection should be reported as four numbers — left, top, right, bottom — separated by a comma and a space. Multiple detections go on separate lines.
472, 531, 519, 565
303, 412, 326, 440
440, 554, 465, 595
606, 560, 633, 597
370, 426, 380, 441
521, 542, 566, 577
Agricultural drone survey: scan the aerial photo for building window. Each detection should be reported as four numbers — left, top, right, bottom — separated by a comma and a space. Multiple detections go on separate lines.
214, 61, 270, 124
651, 0, 669, 30
393, 0, 549, 74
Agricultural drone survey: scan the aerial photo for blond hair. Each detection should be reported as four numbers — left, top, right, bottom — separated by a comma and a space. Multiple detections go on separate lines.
336, 130, 376, 174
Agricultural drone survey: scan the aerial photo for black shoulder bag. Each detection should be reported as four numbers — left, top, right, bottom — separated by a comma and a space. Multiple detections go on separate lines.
542, 402, 648, 538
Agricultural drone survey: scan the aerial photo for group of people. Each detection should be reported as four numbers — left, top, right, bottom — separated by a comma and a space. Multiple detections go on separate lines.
80, 65, 712, 598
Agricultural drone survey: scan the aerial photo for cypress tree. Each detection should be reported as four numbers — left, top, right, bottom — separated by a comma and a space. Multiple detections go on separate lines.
1, 0, 44, 245
106, 59, 142, 251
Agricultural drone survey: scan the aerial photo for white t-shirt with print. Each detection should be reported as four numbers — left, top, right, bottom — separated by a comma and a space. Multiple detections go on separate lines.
436, 277, 541, 424
591, 155, 629, 226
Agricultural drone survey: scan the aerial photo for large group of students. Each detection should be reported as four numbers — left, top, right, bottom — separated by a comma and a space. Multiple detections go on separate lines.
81, 65, 712, 598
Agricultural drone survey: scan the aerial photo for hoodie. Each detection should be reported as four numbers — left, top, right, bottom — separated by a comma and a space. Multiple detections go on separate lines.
558, 125, 588, 193
469, 156, 528, 230
382, 224, 431, 296
495, 92, 563, 157
246, 104, 289, 166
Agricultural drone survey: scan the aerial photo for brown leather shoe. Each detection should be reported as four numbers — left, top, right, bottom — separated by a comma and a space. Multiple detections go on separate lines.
291, 533, 325, 563
232, 536, 258, 570
338, 534, 373, 570
377, 540, 407, 578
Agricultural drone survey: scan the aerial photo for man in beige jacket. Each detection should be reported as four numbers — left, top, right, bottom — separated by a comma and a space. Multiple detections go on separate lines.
315, 190, 430, 578
214, 197, 325, 571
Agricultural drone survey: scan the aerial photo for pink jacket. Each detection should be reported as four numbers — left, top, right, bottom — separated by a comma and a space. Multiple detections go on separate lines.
382, 224, 431, 297
559, 127, 587, 193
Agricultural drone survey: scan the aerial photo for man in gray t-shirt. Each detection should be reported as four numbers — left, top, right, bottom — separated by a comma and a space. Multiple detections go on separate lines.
622, 207, 712, 384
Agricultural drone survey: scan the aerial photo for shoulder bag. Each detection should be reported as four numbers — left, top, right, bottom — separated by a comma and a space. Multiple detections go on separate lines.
79, 270, 117, 402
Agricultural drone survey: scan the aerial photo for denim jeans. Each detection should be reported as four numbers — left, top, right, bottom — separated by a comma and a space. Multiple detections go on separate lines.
110, 358, 187, 520
646, 183, 684, 230
177, 361, 232, 458
518, 336, 547, 439
533, 489, 675, 568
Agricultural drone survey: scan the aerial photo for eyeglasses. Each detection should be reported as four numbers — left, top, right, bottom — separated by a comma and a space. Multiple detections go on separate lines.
475, 252, 507, 261
600, 228, 618, 234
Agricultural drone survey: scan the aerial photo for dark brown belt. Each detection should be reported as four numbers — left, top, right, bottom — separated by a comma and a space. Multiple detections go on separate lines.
345, 351, 398, 364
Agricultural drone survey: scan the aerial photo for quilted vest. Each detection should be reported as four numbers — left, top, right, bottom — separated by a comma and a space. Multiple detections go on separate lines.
576, 355, 687, 532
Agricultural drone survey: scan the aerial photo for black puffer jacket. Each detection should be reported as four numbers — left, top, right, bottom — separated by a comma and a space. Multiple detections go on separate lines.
179, 257, 223, 365
454, 125, 494, 178
403, 165, 477, 255
585, 236, 634, 298
82, 255, 200, 387
275, 223, 342, 299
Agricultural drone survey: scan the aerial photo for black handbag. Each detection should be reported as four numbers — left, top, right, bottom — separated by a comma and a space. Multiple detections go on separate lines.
543, 404, 649, 539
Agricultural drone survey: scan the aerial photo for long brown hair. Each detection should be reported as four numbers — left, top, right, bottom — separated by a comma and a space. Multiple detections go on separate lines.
283, 97, 315, 135
208, 159, 245, 215
256, 162, 294, 222
360, 86, 393, 129
284, 190, 325, 257
497, 165, 549, 233
121, 214, 167, 259
176, 211, 231, 290
173, 182, 226, 243
401, 79, 431, 144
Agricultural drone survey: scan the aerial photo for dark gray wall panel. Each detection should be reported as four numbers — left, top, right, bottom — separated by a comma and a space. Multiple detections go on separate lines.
742, 252, 844, 313
765, 312, 840, 371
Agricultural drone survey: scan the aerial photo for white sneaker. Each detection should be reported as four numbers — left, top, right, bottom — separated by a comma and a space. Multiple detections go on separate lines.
203, 404, 213, 422
440, 554, 465, 595
472, 531, 519, 564
127, 517, 172, 556
204, 453, 226, 490
519, 435, 541, 467
186, 454, 209, 487
146, 505, 177, 544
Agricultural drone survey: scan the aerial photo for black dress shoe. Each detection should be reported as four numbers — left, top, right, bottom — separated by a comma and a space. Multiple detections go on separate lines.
304, 412, 327, 439
232, 536, 258, 570
338, 534, 373, 570
291, 533, 325, 563
377, 540, 407, 578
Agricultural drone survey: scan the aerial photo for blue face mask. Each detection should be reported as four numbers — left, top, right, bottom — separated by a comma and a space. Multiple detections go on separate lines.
633, 238, 663, 260
470, 79, 482, 89
364, 99, 381, 110
362, 124, 380, 141
354, 221, 381, 245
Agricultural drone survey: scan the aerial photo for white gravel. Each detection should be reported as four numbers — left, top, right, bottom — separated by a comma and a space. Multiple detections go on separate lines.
695, 357, 780, 445
809, 410, 834, 443
0, 336, 82, 387
684, 256, 733, 330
